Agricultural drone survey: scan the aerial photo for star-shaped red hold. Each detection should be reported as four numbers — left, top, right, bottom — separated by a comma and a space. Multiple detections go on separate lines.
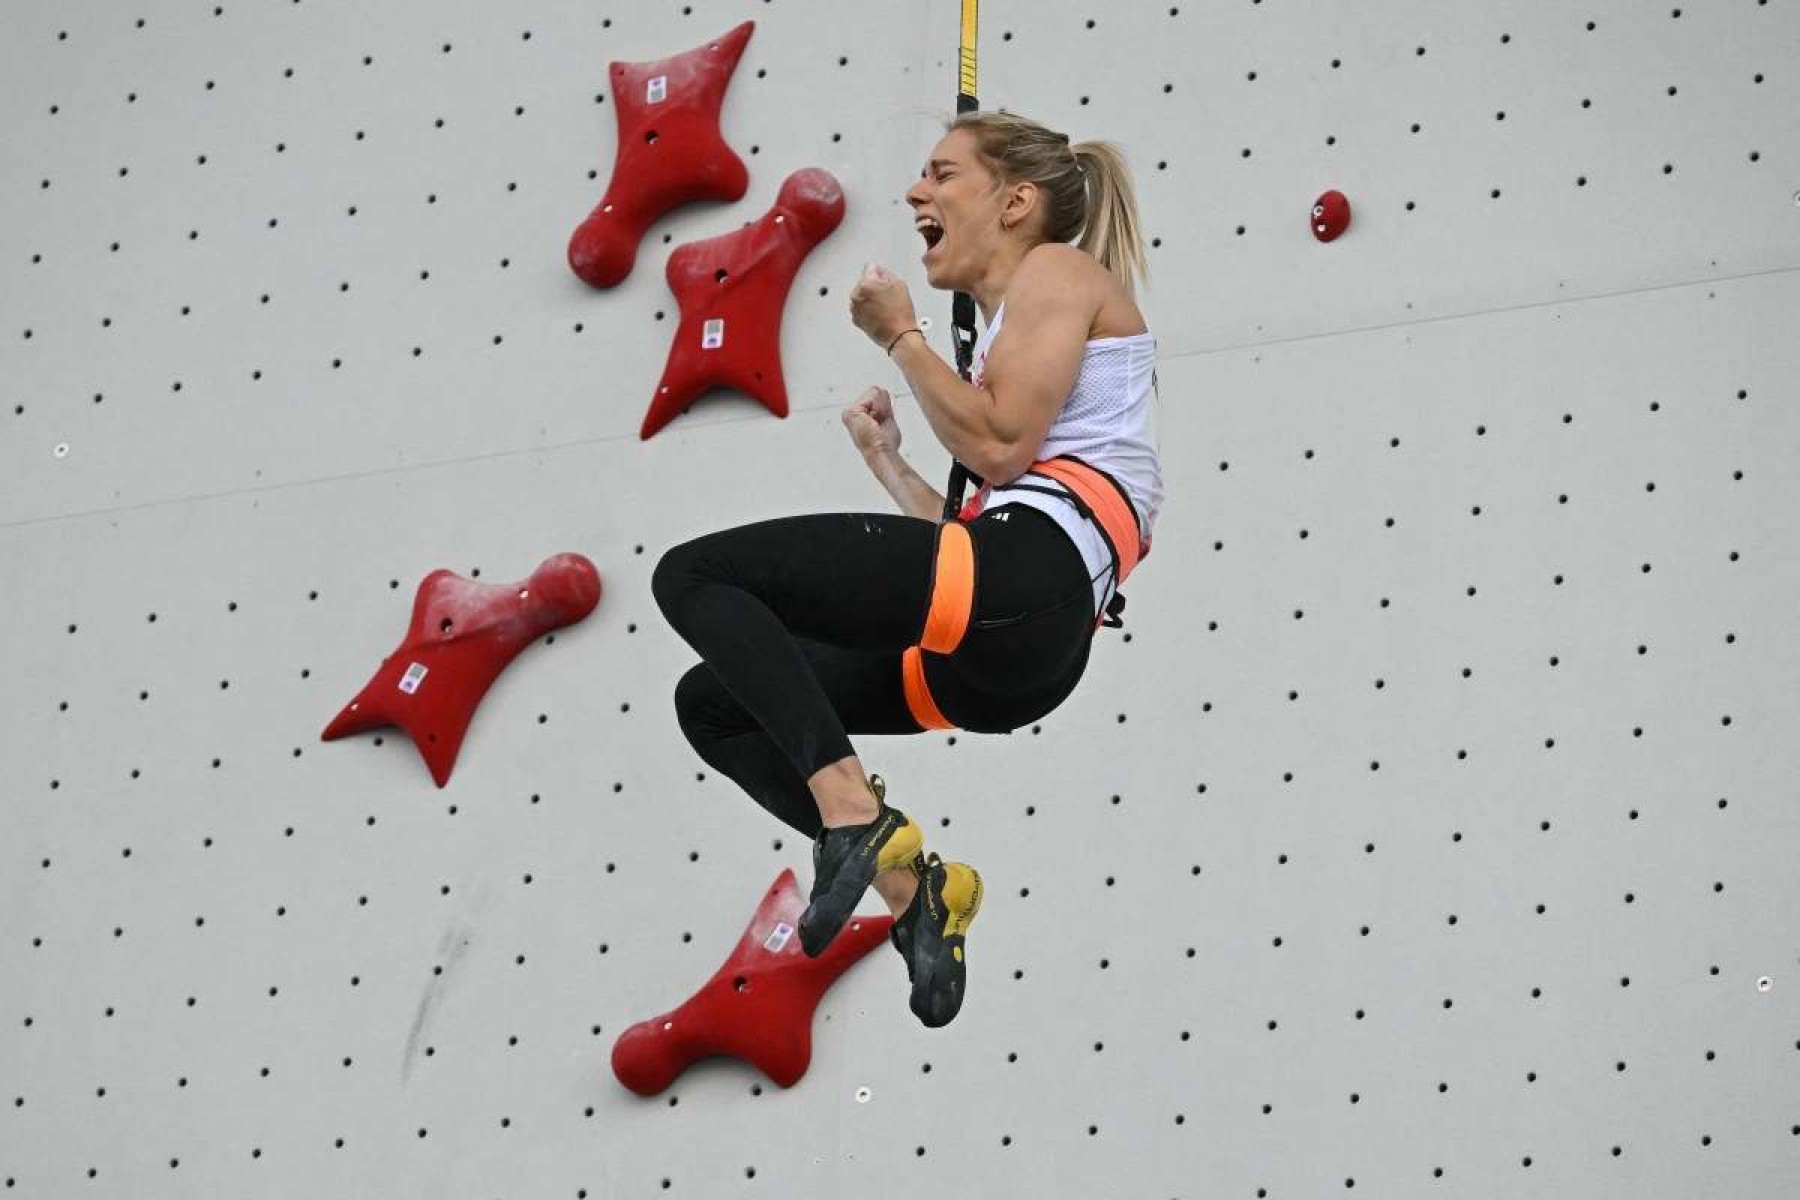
639, 167, 846, 439
568, 21, 755, 289
611, 868, 893, 1094
320, 554, 601, 787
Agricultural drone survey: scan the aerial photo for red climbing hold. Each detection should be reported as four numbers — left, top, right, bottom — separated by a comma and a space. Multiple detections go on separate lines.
320, 554, 601, 788
611, 868, 892, 1094
568, 21, 756, 289
1311, 189, 1351, 242
639, 167, 846, 439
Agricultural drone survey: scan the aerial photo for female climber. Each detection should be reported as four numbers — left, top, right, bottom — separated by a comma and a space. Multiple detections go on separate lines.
652, 110, 1162, 1029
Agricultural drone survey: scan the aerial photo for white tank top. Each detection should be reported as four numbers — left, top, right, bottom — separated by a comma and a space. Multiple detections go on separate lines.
964, 301, 1164, 619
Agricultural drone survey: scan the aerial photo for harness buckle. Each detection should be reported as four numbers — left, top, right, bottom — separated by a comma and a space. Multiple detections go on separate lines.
1101, 590, 1128, 629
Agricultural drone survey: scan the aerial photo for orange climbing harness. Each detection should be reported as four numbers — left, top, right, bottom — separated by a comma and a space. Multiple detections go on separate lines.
901, 455, 1151, 731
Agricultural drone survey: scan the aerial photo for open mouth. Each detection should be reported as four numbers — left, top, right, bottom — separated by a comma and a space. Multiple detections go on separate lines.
917, 218, 945, 258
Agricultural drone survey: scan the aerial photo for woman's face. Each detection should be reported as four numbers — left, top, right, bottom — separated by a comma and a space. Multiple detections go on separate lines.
905, 129, 1004, 291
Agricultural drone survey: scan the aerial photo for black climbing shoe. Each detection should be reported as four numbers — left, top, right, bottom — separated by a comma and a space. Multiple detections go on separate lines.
893, 851, 983, 1028
798, 773, 924, 958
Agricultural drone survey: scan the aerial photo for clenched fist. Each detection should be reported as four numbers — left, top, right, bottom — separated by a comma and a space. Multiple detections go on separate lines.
849, 262, 917, 350
842, 385, 902, 459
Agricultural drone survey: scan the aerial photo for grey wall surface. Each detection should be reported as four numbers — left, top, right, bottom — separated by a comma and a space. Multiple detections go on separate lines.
3, 1, 1798, 1197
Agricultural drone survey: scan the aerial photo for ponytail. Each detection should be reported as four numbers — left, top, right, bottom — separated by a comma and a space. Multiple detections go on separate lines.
1071, 141, 1150, 301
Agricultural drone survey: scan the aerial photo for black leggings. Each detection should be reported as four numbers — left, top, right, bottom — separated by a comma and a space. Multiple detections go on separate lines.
652, 503, 1098, 838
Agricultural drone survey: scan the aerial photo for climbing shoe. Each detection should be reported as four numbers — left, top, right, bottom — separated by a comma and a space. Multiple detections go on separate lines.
891, 851, 983, 1028
798, 773, 924, 957
886, 852, 929, 986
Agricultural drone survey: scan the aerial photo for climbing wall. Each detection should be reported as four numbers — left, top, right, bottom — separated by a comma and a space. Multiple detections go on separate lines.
4, 0, 1799, 1196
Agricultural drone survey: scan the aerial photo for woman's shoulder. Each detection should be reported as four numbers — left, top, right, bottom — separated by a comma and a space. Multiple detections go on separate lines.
1012, 243, 1109, 313
1015, 243, 1144, 340
1019, 240, 1101, 281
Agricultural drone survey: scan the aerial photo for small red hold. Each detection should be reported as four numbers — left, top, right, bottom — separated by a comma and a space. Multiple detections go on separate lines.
611, 868, 892, 1094
321, 554, 601, 787
640, 167, 846, 439
568, 22, 756, 289
1311, 189, 1351, 242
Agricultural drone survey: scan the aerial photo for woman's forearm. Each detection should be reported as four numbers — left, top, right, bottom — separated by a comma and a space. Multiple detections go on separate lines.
886, 331, 1001, 479
863, 447, 949, 522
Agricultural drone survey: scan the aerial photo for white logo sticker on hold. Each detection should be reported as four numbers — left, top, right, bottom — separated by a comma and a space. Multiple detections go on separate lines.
647, 76, 668, 104
764, 922, 794, 953
702, 319, 725, 350
399, 662, 428, 694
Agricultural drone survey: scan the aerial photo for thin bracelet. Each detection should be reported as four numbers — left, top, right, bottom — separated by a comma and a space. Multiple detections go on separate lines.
886, 327, 922, 356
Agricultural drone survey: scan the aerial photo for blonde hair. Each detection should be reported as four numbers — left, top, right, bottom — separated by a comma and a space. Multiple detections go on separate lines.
946, 110, 1150, 300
